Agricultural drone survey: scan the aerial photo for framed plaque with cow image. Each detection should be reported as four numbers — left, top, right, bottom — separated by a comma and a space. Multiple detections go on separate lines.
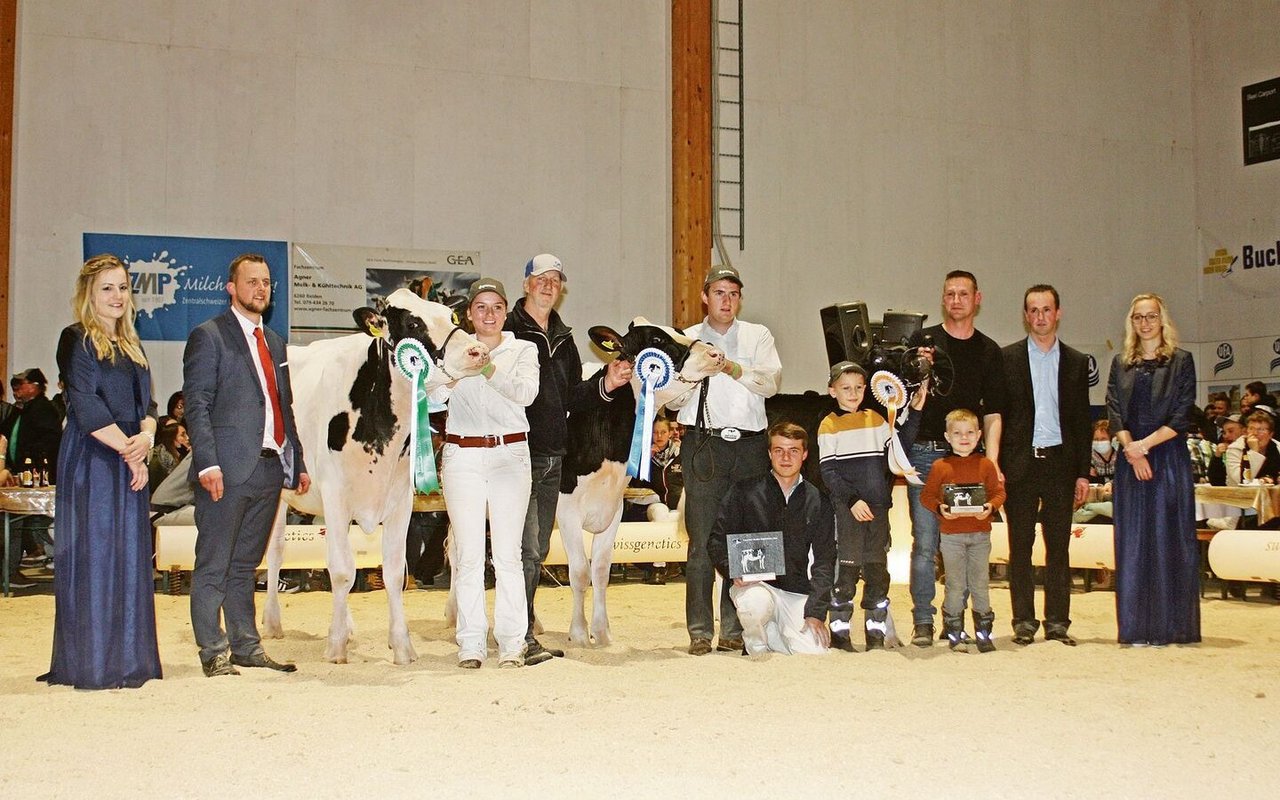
727, 531, 785, 582
943, 483, 987, 516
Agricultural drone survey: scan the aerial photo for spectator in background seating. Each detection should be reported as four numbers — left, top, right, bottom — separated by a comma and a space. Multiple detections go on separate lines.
1208, 414, 1244, 486
158, 391, 184, 429
147, 422, 189, 492
1202, 392, 1229, 444
1239, 381, 1275, 419
5, 368, 62, 483
1074, 419, 1117, 523
1223, 411, 1280, 488
622, 416, 684, 585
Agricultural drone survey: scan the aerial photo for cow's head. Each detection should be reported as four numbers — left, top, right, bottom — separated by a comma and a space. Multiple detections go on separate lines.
588, 317, 724, 382
353, 288, 489, 379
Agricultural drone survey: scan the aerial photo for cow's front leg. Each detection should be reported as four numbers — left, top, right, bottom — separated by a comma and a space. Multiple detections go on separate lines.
588, 504, 624, 646
260, 498, 289, 638
557, 494, 591, 646
381, 498, 417, 665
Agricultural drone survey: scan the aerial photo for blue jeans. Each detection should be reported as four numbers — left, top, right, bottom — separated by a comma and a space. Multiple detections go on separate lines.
521, 455, 562, 643
906, 441, 949, 625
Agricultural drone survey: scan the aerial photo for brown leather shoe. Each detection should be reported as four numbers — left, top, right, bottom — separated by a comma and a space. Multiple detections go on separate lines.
230, 652, 297, 672
716, 637, 745, 653
688, 638, 714, 656
202, 652, 241, 677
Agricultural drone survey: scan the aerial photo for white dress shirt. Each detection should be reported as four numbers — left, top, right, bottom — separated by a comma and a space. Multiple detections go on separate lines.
669, 318, 781, 432
431, 333, 539, 434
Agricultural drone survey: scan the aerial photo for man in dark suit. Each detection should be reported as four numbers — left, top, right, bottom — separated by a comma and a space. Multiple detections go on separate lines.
999, 285, 1091, 647
184, 254, 310, 677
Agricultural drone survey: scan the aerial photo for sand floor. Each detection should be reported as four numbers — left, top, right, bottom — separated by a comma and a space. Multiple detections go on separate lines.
1, 578, 1277, 798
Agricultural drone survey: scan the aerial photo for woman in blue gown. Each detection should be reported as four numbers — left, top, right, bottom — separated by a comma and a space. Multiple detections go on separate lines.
43, 254, 161, 688
1105, 293, 1200, 646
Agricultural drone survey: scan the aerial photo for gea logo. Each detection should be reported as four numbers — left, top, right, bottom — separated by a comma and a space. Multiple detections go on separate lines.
447, 255, 474, 265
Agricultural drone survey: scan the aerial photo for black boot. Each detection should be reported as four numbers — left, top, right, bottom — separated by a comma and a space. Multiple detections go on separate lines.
943, 613, 968, 652
864, 598, 891, 650
830, 631, 856, 652
974, 610, 996, 653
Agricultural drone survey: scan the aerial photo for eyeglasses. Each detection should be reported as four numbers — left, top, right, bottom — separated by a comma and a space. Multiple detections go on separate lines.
1130, 313, 1161, 324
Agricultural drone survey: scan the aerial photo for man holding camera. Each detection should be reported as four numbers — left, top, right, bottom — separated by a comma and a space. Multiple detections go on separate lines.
905, 270, 1007, 647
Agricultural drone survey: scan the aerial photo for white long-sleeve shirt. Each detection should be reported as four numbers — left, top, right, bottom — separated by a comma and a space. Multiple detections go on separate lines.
667, 318, 781, 432
431, 333, 539, 436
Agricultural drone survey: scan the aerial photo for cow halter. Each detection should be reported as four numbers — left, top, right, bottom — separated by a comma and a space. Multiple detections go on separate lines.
432, 325, 467, 381
625, 347, 676, 481
393, 339, 441, 494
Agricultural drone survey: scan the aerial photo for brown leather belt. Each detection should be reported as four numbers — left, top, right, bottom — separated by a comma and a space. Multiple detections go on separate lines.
445, 432, 528, 448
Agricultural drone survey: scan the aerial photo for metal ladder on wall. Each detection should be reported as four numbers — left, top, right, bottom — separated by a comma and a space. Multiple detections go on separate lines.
712, 0, 743, 263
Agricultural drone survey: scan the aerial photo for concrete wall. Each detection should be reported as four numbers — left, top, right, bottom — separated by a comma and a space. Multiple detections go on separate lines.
1188, 0, 1280, 399
10, 1, 1268, 403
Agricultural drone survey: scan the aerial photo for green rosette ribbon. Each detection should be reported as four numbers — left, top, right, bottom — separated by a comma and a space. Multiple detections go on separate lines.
394, 339, 440, 494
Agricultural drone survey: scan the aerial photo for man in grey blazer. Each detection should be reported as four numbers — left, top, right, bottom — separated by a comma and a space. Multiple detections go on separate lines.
184, 254, 310, 677
999, 285, 1091, 647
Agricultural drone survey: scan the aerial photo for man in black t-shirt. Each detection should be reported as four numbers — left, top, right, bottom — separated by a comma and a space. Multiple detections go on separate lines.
905, 271, 1007, 647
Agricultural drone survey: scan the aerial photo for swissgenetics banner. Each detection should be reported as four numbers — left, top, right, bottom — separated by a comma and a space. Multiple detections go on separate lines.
83, 233, 290, 342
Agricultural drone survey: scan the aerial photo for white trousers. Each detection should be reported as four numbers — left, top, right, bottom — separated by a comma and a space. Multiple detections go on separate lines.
729, 582, 829, 656
442, 442, 531, 662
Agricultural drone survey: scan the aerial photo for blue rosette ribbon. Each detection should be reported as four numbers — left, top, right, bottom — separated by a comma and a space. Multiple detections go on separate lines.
626, 348, 676, 481
394, 339, 440, 494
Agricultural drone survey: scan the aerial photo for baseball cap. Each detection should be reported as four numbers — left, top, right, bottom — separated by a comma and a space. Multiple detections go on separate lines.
467, 277, 508, 304
1225, 413, 1243, 424
827, 360, 866, 386
703, 265, 743, 289
11, 368, 47, 386
525, 253, 566, 281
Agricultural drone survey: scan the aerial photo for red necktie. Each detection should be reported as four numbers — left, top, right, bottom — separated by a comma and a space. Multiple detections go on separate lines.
254, 327, 285, 447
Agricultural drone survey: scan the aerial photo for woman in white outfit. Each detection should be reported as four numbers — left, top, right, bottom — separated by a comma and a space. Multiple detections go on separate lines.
434, 278, 539, 668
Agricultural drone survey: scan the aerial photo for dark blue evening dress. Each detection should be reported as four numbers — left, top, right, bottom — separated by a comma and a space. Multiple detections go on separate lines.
45, 326, 162, 688
1110, 356, 1200, 645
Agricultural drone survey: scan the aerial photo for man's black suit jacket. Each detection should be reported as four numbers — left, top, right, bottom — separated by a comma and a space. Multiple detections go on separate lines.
999, 337, 1092, 484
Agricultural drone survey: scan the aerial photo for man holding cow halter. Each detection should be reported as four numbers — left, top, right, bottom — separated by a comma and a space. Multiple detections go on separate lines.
666, 265, 782, 656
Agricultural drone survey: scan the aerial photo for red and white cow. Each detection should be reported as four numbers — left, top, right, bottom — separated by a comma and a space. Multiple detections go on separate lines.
261, 288, 488, 665
555, 319, 723, 645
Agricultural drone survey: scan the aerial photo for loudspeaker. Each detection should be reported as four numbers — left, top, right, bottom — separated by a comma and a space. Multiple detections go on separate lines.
882, 310, 928, 346
819, 302, 872, 366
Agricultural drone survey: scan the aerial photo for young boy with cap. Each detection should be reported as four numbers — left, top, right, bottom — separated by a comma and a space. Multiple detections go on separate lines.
817, 361, 926, 651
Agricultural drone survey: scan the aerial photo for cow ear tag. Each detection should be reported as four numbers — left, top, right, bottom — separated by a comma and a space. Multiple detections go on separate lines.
587, 325, 625, 354
353, 308, 386, 339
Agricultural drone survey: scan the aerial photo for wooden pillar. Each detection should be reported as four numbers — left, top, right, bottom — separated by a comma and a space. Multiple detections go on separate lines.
671, 0, 712, 330
0, 0, 14, 371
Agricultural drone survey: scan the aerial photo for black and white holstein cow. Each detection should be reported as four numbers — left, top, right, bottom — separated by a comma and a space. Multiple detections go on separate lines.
556, 319, 724, 645
261, 288, 489, 665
